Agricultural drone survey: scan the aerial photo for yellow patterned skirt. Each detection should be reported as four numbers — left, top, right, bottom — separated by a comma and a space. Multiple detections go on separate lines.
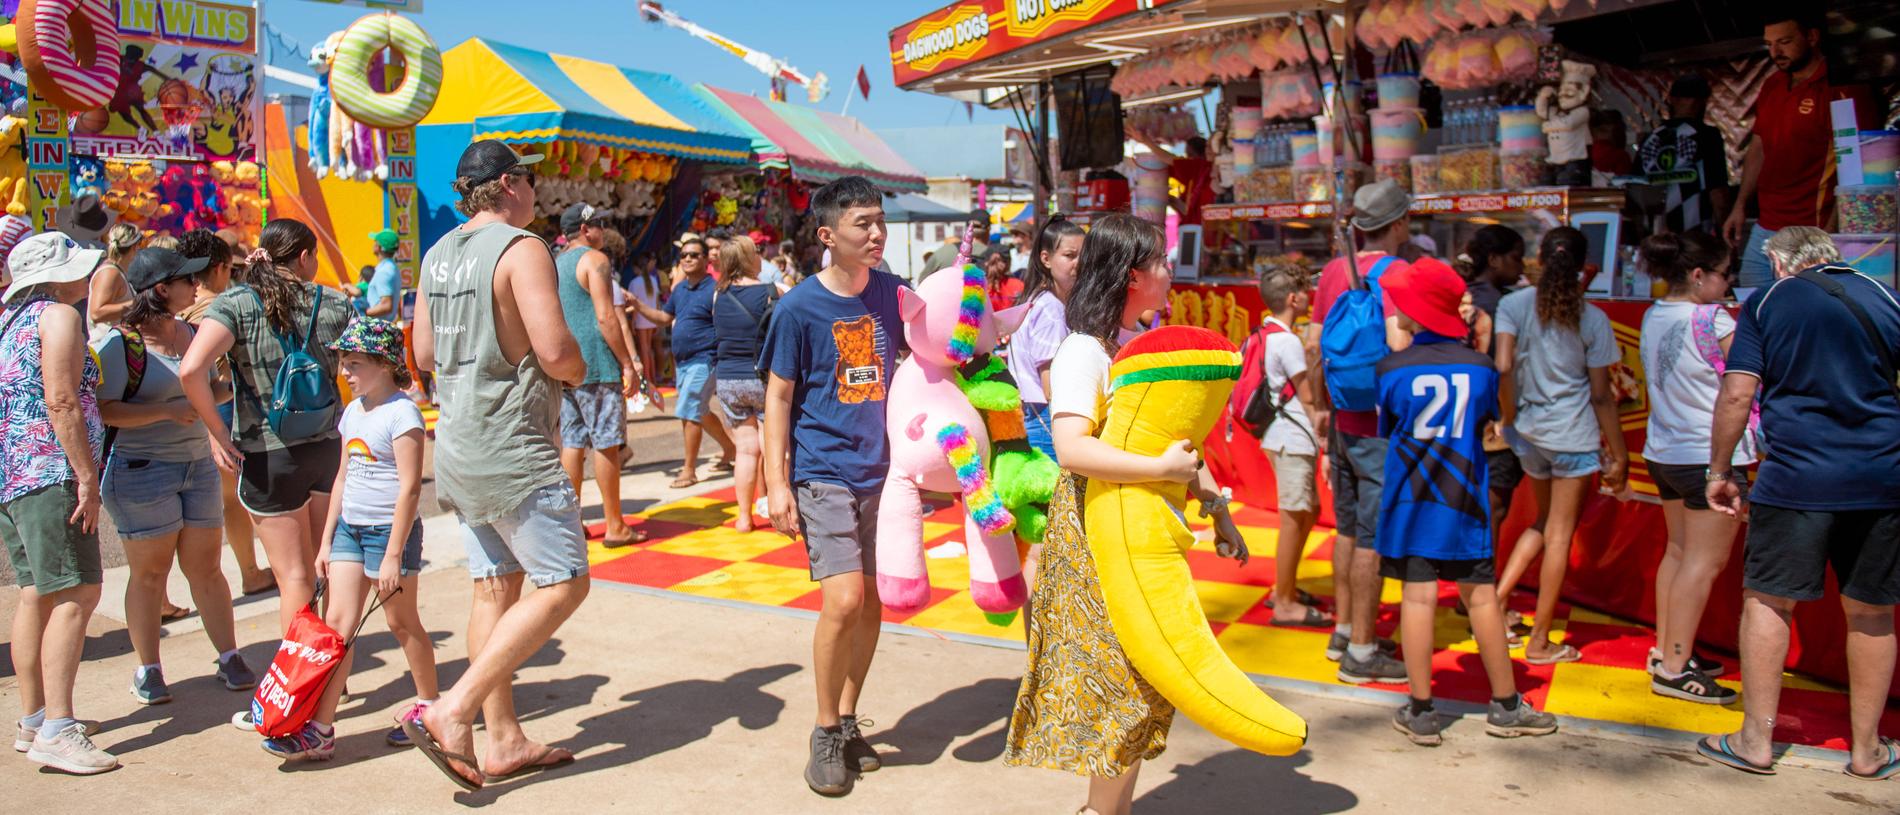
1004, 473, 1174, 777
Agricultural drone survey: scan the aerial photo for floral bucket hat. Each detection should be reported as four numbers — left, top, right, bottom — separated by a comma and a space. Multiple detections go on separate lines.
328, 317, 406, 369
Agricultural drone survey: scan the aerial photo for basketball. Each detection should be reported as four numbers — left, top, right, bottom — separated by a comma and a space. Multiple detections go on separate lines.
72, 107, 109, 133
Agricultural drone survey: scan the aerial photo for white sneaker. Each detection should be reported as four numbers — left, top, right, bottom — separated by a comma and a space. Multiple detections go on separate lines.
13, 720, 31, 752
26, 723, 117, 774
231, 709, 257, 731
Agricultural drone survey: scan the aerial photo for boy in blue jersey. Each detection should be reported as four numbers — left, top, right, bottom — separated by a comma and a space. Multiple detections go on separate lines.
1376, 258, 1558, 746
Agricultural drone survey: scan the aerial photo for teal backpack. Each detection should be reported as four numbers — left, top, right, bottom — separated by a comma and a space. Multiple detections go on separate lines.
237, 286, 339, 442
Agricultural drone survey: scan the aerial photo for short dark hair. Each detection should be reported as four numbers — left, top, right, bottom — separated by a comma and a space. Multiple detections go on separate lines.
177, 228, 231, 283
1186, 136, 1208, 156
705, 228, 731, 242
812, 176, 884, 231
1762, 11, 1821, 33
1258, 266, 1309, 311
678, 237, 706, 254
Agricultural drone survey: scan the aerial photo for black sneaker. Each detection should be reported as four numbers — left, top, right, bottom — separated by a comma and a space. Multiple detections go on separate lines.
1337, 649, 1408, 684
1393, 703, 1443, 746
1325, 632, 1400, 662
1647, 648, 1726, 677
1651, 668, 1738, 705
839, 715, 880, 773
804, 726, 848, 796
1485, 695, 1558, 737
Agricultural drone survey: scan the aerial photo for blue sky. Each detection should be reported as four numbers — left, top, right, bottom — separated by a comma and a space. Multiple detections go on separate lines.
262, 0, 1018, 131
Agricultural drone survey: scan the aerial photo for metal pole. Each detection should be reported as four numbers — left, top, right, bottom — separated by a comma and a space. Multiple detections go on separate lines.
1035, 79, 1050, 234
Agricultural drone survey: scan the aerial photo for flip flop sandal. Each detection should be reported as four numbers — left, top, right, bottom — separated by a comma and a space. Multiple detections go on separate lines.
403, 719, 484, 791
1697, 734, 1775, 775
160, 606, 194, 623
601, 529, 649, 548
1524, 643, 1582, 665
1470, 626, 1525, 648
1261, 589, 1321, 610
1845, 737, 1900, 780
668, 475, 699, 489
484, 745, 576, 781
242, 576, 278, 597
708, 460, 735, 474
1269, 606, 1334, 628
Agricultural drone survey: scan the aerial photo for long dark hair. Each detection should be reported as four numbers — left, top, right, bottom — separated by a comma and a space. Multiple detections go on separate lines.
1066, 213, 1165, 353
1536, 226, 1587, 331
1020, 218, 1086, 304
1453, 224, 1525, 285
238, 219, 318, 332
121, 284, 174, 328
1639, 230, 1729, 294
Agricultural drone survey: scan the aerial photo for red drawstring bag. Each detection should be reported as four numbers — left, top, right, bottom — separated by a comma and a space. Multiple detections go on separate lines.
250, 581, 394, 737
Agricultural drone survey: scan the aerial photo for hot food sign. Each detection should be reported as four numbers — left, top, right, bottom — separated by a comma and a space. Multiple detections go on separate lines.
889, 0, 1179, 87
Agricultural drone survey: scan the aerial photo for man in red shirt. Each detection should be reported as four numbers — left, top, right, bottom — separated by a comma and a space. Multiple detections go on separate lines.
1138, 135, 1215, 225
1724, 13, 1883, 290
1303, 179, 1413, 685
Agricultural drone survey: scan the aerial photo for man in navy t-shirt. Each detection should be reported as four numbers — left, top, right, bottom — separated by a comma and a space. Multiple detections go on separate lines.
631, 235, 735, 486
1376, 259, 1557, 746
1702, 227, 1900, 778
759, 176, 910, 795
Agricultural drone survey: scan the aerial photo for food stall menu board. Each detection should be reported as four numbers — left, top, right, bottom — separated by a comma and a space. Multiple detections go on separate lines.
1203, 189, 1578, 223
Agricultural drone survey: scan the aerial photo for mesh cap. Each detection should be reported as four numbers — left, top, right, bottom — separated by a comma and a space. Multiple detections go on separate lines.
455, 139, 543, 187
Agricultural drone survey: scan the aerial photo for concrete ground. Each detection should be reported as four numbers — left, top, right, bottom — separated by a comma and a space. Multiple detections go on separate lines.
2, 412, 1896, 811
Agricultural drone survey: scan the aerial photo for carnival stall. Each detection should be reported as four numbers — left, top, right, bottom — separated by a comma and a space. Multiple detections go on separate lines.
414, 38, 755, 254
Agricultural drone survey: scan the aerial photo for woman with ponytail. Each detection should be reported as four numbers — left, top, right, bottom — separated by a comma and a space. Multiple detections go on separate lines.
178, 219, 354, 658
1492, 226, 1628, 665
1008, 217, 1085, 461
86, 223, 148, 330
1636, 230, 1744, 703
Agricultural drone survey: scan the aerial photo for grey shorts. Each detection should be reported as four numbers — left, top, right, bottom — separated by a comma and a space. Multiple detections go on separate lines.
561, 382, 627, 450
460, 481, 589, 588
795, 481, 880, 581
0, 481, 103, 594
1327, 428, 1386, 549
715, 378, 765, 424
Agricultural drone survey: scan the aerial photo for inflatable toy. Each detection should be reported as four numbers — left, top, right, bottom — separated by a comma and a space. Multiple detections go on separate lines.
19, 0, 121, 111
329, 13, 443, 129
877, 234, 1036, 615
1084, 326, 1308, 757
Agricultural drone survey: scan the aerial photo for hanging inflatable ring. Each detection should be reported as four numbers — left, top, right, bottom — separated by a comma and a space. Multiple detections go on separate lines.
18, 0, 121, 112
329, 13, 443, 129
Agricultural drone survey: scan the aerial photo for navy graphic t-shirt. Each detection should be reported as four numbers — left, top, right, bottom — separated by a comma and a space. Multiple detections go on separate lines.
760, 271, 910, 495
1375, 334, 1501, 562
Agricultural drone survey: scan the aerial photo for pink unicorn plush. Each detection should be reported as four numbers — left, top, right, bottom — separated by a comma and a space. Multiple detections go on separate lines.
876, 232, 1031, 614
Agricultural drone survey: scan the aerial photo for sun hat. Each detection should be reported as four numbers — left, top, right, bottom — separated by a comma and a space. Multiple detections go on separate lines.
123, 247, 209, 292
3, 232, 104, 302
327, 317, 407, 370
1383, 256, 1468, 339
1350, 179, 1413, 232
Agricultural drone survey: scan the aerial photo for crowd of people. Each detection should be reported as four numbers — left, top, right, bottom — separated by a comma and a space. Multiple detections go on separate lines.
2, 18, 1895, 800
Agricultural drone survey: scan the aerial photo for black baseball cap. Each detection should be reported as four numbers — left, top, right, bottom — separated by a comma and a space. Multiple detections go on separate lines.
560, 203, 607, 234
1668, 74, 1711, 100
456, 139, 543, 187
123, 247, 209, 292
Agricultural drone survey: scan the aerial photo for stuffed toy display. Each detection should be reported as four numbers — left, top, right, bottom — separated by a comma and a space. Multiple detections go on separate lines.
1083, 326, 1308, 757
1537, 59, 1596, 185
876, 229, 1042, 616
307, 35, 338, 179
0, 116, 27, 216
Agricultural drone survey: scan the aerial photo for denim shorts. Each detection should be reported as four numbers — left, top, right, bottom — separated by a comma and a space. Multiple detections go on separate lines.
560, 382, 627, 449
102, 455, 223, 540
331, 520, 424, 577
1022, 402, 1056, 463
460, 481, 589, 587
1505, 426, 1600, 480
673, 359, 717, 422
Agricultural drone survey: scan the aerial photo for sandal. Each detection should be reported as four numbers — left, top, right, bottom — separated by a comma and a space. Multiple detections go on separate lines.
1524, 643, 1582, 665
708, 459, 735, 475
669, 474, 699, 489
1845, 737, 1900, 780
160, 605, 194, 623
484, 745, 576, 781
600, 528, 649, 549
1261, 589, 1321, 610
1697, 734, 1775, 775
1269, 605, 1334, 628
403, 719, 485, 791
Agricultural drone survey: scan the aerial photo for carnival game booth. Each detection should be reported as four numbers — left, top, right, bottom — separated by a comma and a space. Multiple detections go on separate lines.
414, 38, 754, 252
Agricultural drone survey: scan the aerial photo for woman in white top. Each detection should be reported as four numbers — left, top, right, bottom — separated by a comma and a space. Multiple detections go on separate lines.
1637, 231, 1745, 704
1002, 213, 1246, 815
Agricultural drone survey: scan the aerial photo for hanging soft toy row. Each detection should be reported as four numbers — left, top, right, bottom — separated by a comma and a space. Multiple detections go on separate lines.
1358, 0, 1578, 50
308, 14, 443, 181
518, 141, 675, 219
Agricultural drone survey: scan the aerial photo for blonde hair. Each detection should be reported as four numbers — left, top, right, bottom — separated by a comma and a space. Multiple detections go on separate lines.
452, 175, 510, 217
716, 235, 761, 292
105, 223, 144, 264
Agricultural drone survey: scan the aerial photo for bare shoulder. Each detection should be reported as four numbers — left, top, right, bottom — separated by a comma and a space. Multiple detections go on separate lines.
36, 300, 82, 334
496, 235, 556, 282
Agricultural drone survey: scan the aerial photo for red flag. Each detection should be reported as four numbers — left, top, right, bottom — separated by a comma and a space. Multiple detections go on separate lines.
964, 101, 974, 121
855, 65, 871, 101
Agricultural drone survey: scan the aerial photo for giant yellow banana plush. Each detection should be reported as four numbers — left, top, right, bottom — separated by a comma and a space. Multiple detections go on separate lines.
1084, 325, 1309, 756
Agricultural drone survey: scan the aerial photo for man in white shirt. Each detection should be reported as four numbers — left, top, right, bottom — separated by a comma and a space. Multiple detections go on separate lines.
1256, 269, 1329, 628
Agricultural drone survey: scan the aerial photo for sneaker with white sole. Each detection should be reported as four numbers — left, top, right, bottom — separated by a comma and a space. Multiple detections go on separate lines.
131, 667, 172, 705
1647, 648, 1726, 677
804, 726, 848, 795
1651, 667, 1738, 705
1393, 703, 1444, 746
13, 720, 32, 753
27, 723, 118, 774
840, 714, 881, 773
217, 653, 257, 691
1485, 695, 1558, 738
261, 722, 335, 761
231, 708, 258, 731
1338, 649, 1408, 684
1325, 631, 1400, 662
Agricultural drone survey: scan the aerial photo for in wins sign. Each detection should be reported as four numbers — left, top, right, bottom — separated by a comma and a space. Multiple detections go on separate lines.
888, 0, 1177, 88
383, 128, 419, 289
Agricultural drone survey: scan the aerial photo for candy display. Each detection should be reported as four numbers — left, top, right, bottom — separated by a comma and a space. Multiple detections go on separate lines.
1374, 158, 1412, 193
1233, 166, 1294, 203
1421, 27, 1544, 91
1837, 233, 1897, 283
1500, 149, 1549, 188
1498, 105, 1543, 152
1314, 114, 1335, 165
1230, 106, 1262, 173
1375, 73, 1420, 110
1859, 131, 1898, 186
18, 0, 121, 111
1289, 131, 1319, 168
1409, 153, 1441, 195
1439, 146, 1498, 192
329, 13, 444, 129
1294, 167, 1328, 202
1838, 185, 1898, 235
1370, 107, 1424, 161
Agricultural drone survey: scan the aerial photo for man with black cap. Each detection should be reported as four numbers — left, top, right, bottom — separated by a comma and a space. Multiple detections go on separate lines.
1638, 75, 1730, 236
917, 207, 989, 278
406, 139, 588, 790
554, 202, 644, 547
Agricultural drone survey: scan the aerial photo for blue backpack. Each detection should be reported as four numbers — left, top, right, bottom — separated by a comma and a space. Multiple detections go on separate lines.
237, 286, 339, 442
1320, 256, 1397, 412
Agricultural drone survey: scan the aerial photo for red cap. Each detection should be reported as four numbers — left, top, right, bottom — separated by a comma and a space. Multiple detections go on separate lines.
1384, 257, 1468, 339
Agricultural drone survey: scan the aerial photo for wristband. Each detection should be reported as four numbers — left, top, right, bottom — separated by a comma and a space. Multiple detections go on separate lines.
1705, 468, 1734, 483
1197, 494, 1231, 518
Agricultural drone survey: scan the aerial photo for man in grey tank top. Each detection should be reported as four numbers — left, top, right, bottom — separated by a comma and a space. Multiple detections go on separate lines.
404, 139, 590, 790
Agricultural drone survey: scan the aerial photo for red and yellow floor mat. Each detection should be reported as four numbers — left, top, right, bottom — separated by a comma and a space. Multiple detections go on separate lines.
585, 486, 1895, 754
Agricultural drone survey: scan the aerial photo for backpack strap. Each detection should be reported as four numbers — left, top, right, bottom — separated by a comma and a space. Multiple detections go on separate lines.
1794, 268, 1900, 403
299, 287, 326, 352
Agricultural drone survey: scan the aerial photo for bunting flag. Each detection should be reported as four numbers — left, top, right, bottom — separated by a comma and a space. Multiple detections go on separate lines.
855, 65, 871, 101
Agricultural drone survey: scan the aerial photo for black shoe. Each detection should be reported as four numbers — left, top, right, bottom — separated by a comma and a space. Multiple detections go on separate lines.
1393, 703, 1443, 746
1338, 649, 1408, 684
840, 715, 881, 773
804, 726, 847, 796
1325, 632, 1400, 662
1651, 668, 1738, 705
1648, 648, 1726, 678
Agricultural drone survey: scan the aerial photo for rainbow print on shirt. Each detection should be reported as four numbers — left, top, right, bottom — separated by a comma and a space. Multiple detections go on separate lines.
345, 438, 377, 464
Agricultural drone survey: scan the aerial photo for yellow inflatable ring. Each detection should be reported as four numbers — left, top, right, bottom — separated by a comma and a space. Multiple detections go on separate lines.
329, 13, 443, 129
1084, 326, 1308, 757
19, 0, 121, 111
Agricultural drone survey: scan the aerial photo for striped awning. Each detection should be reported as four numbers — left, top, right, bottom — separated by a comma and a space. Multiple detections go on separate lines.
695, 84, 926, 192
420, 38, 752, 164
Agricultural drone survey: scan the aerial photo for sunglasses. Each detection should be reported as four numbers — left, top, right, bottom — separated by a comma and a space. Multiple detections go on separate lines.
507, 168, 536, 189
680, 252, 704, 259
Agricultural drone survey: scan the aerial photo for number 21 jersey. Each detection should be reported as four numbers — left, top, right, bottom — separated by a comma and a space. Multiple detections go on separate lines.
1375, 337, 1501, 561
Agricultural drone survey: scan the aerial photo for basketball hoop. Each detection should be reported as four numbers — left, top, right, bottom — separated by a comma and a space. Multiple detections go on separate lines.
155, 79, 208, 143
